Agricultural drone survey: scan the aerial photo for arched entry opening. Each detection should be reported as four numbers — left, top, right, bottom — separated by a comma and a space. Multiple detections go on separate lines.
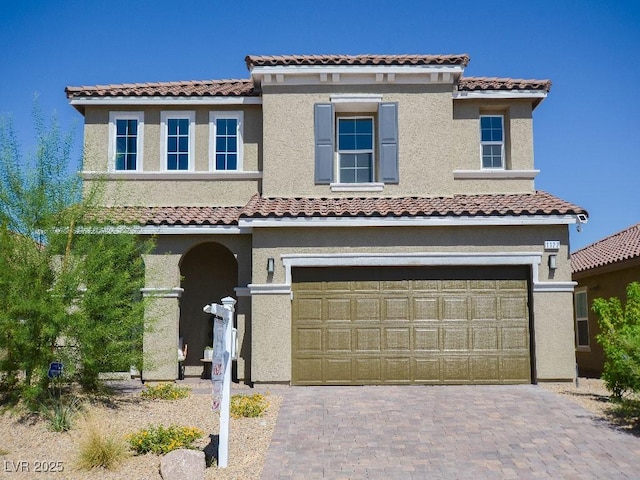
179, 242, 238, 375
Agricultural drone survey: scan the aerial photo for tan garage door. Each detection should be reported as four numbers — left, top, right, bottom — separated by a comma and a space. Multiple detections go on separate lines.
292, 266, 531, 385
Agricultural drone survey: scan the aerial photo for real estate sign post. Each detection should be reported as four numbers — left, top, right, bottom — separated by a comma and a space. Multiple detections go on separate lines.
203, 296, 236, 468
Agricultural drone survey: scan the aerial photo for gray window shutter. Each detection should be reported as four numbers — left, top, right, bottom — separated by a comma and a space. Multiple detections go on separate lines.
314, 103, 334, 184
378, 102, 399, 184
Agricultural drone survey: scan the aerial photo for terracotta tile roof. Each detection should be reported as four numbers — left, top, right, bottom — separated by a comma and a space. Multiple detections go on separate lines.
458, 77, 552, 92
87, 192, 586, 227
65, 79, 258, 98
89, 206, 243, 226
572, 223, 640, 274
240, 191, 586, 219
245, 54, 470, 68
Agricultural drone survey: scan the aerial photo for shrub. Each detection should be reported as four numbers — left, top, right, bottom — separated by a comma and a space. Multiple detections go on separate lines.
230, 393, 268, 418
77, 417, 129, 470
594, 282, 640, 399
140, 383, 190, 400
127, 425, 203, 455
40, 393, 81, 432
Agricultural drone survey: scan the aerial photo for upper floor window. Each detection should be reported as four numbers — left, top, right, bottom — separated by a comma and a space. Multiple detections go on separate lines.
161, 111, 195, 171
109, 112, 143, 171
210, 111, 243, 171
314, 102, 398, 186
337, 117, 374, 183
574, 288, 589, 348
480, 115, 504, 169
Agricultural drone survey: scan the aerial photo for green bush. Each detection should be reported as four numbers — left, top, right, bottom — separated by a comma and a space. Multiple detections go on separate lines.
40, 393, 81, 432
127, 425, 204, 455
594, 282, 640, 399
230, 393, 268, 418
77, 418, 129, 470
140, 383, 190, 400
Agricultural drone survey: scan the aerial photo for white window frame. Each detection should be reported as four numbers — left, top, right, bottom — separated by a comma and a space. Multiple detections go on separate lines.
209, 111, 244, 171
108, 111, 144, 172
160, 111, 195, 172
336, 115, 375, 184
575, 287, 590, 350
479, 114, 505, 170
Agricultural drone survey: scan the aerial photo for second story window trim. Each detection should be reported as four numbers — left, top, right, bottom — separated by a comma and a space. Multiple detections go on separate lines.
480, 114, 505, 169
161, 111, 195, 172
210, 111, 244, 172
108, 111, 144, 172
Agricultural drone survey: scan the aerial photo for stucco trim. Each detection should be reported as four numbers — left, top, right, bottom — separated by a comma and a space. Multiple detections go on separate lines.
453, 170, 540, 180
141, 287, 184, 298
281, 252, 542, 286
453, 91, 547, 101
69, 97, 262, 106
247, 284, 292, 295
330, 182, 385, 192
81, 225, 248, 235
81, 171, 262, 181
532, 281, 577, 292
239, 215, 580, 228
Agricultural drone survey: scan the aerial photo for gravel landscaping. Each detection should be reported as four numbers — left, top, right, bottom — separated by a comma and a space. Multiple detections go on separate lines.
0, 381, 281, 480
0, 377, 633, 479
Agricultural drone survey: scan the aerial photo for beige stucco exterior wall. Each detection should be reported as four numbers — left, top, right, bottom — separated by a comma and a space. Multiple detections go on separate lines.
82, 105, 262, 207
573, 260, 640, 377
260, 84, 537, 198
141, 234, 252, 381
249, 224, 575, 383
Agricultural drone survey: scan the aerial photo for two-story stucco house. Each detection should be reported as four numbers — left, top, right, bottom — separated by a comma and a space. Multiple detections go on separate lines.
66, 54, 587, 385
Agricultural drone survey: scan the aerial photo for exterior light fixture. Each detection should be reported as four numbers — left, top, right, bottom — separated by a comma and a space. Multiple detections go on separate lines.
267, 257, 275, 274
548, 254, 557, 270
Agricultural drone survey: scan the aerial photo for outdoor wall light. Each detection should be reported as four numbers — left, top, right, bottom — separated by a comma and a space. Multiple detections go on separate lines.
548, 254, 557, 270
267, 257, 275, 274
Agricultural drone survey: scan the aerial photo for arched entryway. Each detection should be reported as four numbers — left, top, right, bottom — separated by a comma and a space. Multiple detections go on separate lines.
179, 242, 238, 374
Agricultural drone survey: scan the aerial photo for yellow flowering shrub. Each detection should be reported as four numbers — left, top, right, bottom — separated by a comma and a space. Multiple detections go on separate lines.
230, 393, 269, 418
127, 425, 203, 454
140, 383, 190, 400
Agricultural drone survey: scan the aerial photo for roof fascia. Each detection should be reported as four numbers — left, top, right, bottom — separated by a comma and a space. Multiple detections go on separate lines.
238, 215, 581, 228
453, 90, 547, 107
69, 96, 262, 107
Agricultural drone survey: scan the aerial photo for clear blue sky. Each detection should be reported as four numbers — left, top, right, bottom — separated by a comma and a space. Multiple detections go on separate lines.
1, 0, 638, 251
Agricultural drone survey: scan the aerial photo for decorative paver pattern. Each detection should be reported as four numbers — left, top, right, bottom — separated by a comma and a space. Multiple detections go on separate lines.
260, 385, 640, 479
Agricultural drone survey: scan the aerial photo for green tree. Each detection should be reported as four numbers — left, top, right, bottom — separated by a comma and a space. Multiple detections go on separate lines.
0, 105, 153, 400
593, 282, 640, 399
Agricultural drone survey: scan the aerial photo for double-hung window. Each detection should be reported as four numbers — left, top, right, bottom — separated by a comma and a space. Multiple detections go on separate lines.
109, 112, 143, 171
574, 288, 589, 348
161, 111, 195, 171
480, 115, 504, 169
337, 117, 374, 183
314, 102, 398, 186
210, 111, 243, 171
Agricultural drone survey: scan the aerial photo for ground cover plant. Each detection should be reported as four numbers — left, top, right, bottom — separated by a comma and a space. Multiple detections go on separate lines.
127, 424, 204, 455
230, 393, 269, 418
141, 383, 191, 400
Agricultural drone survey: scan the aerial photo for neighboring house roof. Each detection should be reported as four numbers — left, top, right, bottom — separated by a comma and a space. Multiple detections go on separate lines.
458, 77, 551, 92
65, 79, 258, 98
245, 54, 470, 68
571, 222, 640, 274
92, 191, 586, 227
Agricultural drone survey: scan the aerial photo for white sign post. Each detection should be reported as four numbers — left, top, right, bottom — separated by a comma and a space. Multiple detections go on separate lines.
203, 296, 236, 468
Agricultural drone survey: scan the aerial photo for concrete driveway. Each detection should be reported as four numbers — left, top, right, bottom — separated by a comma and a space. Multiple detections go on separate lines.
259, 385, 640, 479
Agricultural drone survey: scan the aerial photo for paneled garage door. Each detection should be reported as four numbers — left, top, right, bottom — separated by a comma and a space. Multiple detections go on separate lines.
292, 266, 531, 385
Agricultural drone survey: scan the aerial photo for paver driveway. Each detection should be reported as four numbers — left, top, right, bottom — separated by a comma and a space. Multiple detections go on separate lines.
260, 385, 640, 479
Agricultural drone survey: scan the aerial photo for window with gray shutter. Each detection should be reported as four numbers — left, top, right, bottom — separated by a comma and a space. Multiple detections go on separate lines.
378, 102, 399, 184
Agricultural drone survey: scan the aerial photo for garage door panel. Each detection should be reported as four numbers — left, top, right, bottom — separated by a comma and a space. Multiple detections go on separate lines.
414, 358, 441, 382
296, 328, 323, 352
385, 297, 410, 320
472, 327, 499, 350
325, 358, 352, 383
384, 357, 412, 382
292, 268, 531, 385
355, 298, 380, 321
327, 298, 351, 321
354, 358, 382, 382
414, 327, 440, 351
384, 327, 411, 350
355, 328, 381, 352
442, 327, 469, 350
326, 328, 352, 352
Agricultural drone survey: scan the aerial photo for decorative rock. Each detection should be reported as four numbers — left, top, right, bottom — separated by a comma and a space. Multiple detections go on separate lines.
160, 449, 206, 480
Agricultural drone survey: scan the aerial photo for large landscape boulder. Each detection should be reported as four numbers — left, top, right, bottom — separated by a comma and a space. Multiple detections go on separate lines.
160, 448, 205, 480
